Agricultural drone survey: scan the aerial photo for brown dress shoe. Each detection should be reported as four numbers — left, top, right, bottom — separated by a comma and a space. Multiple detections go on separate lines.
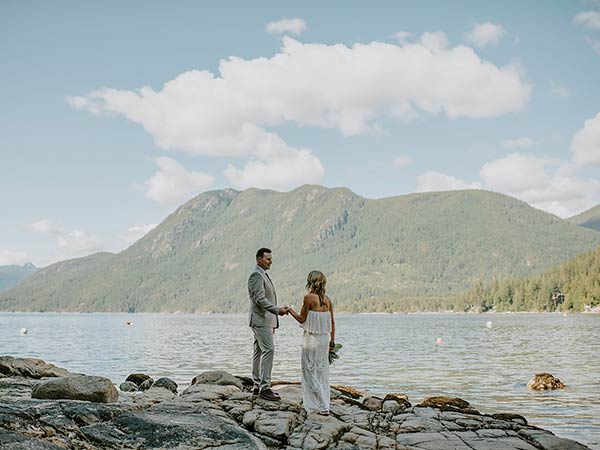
259, 388, 281, 401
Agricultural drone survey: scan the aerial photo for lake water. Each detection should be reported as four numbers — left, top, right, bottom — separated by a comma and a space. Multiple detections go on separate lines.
1, 312, 599, 449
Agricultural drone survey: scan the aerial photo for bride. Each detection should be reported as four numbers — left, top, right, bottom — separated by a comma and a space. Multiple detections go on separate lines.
288, 270, 336, 415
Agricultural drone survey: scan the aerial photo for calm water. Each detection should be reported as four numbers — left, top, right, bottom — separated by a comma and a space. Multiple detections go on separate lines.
1, 313, 599, 448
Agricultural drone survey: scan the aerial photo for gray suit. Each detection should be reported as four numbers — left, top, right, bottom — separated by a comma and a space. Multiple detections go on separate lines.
248, 265, 281, 391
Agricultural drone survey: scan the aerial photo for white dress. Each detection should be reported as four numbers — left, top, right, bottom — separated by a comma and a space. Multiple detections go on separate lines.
301, 310, 332, 413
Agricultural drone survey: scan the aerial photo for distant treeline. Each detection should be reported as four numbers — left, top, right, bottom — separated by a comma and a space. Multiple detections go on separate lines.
455, 245, 600, 312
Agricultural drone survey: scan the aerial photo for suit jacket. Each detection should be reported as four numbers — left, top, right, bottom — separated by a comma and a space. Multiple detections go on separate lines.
248, 265, 280, 328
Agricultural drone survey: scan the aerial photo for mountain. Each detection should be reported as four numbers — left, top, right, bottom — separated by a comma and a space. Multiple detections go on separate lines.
1, 186, 600, 313
568, 205, 600, 232
0, 263, 37, 293
457, 244, 600, 312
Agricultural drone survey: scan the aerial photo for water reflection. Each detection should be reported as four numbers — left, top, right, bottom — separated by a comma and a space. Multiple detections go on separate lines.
1, 312, 598, 448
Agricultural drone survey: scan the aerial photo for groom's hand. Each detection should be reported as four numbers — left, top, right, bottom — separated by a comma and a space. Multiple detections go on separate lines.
278, 307, 289, 316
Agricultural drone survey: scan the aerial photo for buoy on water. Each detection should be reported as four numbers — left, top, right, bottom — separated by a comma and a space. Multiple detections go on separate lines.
486, 321, 492, 329
20, 328, 28, 335
436, 337, 443, 345
125, 320, 133, 326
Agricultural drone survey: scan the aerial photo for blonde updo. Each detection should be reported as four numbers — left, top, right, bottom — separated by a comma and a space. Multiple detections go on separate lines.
306, 270, 327, 307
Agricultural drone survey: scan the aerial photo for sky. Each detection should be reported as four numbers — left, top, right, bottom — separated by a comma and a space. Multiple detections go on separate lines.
2, 1, 600, 267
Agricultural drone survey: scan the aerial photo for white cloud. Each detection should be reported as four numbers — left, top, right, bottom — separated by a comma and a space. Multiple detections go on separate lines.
416, 171, 482, 192
392, 154, 412, 168
480, 152, 551, 193
70, 35, 530, 191
573, 10, 600, 29
549, 80, 570, 98
466, 22, 506, 48
225, 148, 324, 190
393, 31, 412, 44
571, 112, 600, 165
0, 250, 29, 266
57, 230, 103, 253
420, 31, 449, 51
26, 219, 105, 258
265, 18, 307, 35
145, 157, 214, 205
502, 137, 535, 149
28, 219, 59, 234
122, 224, 157, 245
480, 152, 600, 217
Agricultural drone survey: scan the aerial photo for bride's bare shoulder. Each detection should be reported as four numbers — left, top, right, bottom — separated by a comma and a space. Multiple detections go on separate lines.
303, 293, 318, 305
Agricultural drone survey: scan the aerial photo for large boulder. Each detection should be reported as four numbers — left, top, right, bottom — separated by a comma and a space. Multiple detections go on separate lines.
32, 375, 119, 403
111, 403, 266, 449
0, 356, 73, 379
527, 373, 566, 390
191, 370, 243, 389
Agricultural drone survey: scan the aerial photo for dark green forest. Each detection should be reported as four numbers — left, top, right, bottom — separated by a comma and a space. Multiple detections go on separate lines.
456, 245, 600, 312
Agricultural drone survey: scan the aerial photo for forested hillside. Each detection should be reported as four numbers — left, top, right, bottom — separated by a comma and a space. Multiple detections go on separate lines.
569, 205, 600, 232
2, 186, 599, 313
457, 245, 600, 312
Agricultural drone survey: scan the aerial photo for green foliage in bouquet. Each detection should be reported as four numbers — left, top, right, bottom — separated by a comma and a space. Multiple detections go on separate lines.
329, 343, 343, 365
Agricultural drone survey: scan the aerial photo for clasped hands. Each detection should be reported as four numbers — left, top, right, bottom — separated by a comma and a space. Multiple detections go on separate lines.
278, 306, 292, 316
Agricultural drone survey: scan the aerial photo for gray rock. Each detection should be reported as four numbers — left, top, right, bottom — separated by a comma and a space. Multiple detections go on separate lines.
31, 375, 119, 403
0, 430, 65, 449
133, 386, 177, 405
138, 377, 154, 391
112, 403, 266, 449
191, 370, 243, 389
0, 356, 73, 379
153, 376, 178, 394
0, 362, 593, 450
243, 409, 299, 440
362, 396, 382, 411
181, 383, 240, 400
288, 414, 352, 450
119, 381, 138, 392
79, 422, 129, 447
518, 429, 590, 450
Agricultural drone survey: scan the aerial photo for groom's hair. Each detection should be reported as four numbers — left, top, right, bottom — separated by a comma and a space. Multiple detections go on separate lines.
256, 248, 272, 259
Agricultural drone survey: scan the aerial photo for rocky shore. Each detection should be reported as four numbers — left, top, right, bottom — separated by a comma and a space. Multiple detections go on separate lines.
0, 357, 590, 450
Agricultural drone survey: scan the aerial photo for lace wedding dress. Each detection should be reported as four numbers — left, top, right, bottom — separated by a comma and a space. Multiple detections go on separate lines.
301, 310, 332, 413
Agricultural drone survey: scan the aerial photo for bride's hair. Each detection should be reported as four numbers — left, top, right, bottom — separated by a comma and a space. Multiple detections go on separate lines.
306, 270, 327, 307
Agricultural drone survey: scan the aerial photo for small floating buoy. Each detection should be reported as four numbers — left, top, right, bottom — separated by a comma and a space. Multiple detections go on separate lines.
563, 312, 567, 317
20, 328, 28, 335
125, 320, 133, 326
436, 337, 443, 345
486, 321, 492, 329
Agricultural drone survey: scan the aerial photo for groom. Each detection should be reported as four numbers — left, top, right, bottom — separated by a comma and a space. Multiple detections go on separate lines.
248, 247, 288, 401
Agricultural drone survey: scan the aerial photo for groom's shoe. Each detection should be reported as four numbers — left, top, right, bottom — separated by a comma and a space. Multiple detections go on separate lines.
259, 388, 281, 401
252, 387, 259, 396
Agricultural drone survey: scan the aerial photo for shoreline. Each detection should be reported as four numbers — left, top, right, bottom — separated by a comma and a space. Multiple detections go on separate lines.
0, 356, 592, 450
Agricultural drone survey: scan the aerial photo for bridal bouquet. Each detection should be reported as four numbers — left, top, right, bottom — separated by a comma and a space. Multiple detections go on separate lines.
328, 343, 343, 365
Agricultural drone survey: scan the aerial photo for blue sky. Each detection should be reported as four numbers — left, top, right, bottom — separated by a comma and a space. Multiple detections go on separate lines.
2, 1, 600, 267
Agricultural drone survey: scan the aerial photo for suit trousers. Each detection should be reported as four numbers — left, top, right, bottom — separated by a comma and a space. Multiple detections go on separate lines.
252, 326, 275, 391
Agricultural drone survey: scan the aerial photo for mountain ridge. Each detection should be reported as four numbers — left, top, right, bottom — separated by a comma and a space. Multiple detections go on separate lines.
2, 185, 599, 313
0, 263, 37, 294
568, 204, 600, 232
